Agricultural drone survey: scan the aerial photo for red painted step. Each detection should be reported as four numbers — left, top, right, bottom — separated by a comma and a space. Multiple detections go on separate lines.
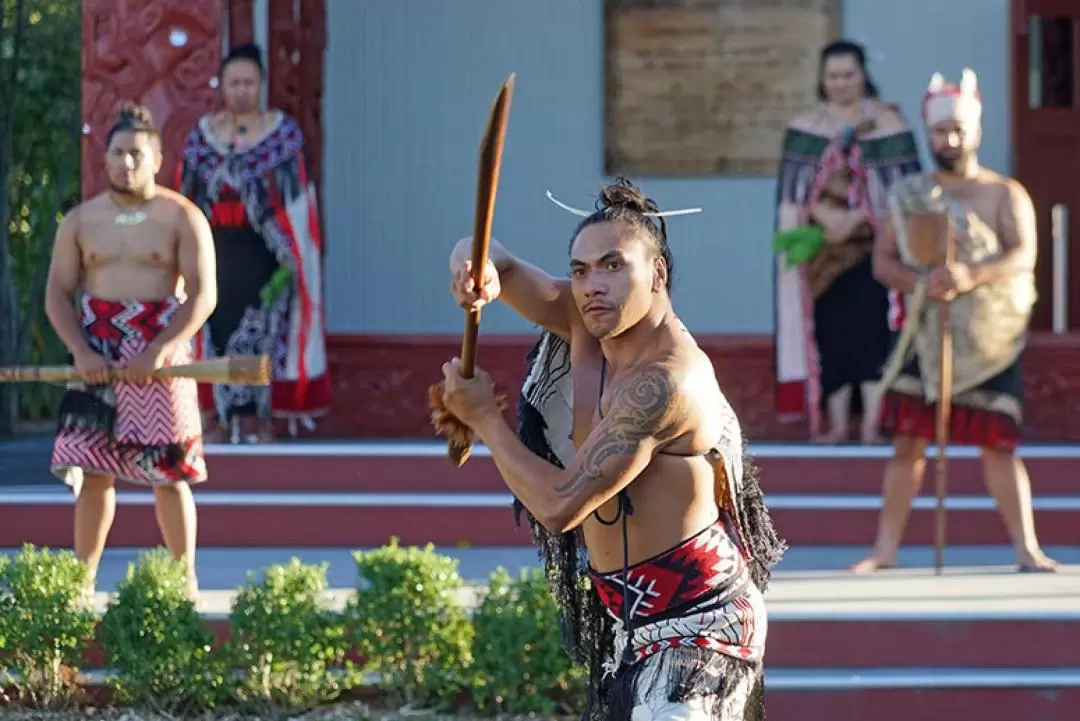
5, 500, 1076, 548
73, 611, 1078, 670
765, 686, 1080, 721
767, 618, 1080, 668
198, 448, 1080, 496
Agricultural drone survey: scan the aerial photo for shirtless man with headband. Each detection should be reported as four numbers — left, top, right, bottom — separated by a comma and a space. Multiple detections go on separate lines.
435, 178, 785, 721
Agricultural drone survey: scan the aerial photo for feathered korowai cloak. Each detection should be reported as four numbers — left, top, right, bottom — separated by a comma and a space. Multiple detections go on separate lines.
773, 125, 922, 433
512, 331, 787, 721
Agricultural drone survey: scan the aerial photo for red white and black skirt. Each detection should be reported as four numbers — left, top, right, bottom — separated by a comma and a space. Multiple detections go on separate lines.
878, 350, 1024, 452
50, 295, 207, 488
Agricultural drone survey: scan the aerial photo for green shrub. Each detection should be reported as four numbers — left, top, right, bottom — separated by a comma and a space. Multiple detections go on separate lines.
227, 558, 355, 713
471, 567, 584, 715
98, 547, 228, 712
0, 544, 95, 708
349, 540, 473, 710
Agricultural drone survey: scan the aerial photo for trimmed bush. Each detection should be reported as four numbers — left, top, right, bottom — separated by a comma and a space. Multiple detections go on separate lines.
98, 547, 228, 712
227, 558, 355, 713
0, 544, 96, 709
471, 567, 584, 716
349, 540, 473, 710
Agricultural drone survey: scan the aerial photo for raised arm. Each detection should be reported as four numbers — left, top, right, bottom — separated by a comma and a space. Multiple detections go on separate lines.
464, 360, 688, 533
450, 236, 575, 341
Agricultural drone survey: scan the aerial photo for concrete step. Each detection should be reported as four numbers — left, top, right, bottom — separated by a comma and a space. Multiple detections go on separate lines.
3, 487, 1077, 547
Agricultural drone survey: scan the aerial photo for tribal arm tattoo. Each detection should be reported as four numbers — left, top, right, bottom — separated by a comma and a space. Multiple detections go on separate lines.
474, 362, 686, 534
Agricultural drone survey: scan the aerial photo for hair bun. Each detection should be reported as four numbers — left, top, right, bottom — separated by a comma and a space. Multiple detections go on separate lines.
597, 177, 659, 216
117, 102, 154, 126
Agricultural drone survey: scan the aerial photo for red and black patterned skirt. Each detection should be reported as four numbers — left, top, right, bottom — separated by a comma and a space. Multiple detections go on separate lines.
50, 295, 207, 487
878, 351, 1024, 452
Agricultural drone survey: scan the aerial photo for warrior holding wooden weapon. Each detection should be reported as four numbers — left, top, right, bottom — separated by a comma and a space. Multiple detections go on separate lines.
434, 178, 786, 721
851, 69, 1059, 574
41, 104, 218, 599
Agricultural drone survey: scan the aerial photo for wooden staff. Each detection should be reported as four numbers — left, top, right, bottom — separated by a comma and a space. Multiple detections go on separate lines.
0, 355, 271, 386
908, 211, 955, 575
448, 73, 516, 467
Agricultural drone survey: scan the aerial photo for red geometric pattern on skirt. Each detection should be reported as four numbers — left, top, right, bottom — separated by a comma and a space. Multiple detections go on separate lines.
113, 334, 203, 447
629, 594, 763, 665
52, 429, 207, 486
634, 636, 756, 663
51, 296, 206, 486
590, 521, 743, 621
879, 389, 1020, 452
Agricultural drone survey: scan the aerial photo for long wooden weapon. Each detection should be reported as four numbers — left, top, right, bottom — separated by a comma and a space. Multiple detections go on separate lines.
934, 217, 956, 576
0, 355, 271, 385
908, 211, 955, 575
447, 73, 515, 467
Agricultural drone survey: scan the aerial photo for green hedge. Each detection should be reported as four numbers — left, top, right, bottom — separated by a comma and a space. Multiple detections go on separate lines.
0, 541, 584, 717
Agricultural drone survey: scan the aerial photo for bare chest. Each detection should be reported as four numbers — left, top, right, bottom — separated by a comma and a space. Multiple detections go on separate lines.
79, 213, 177, 269
568, 339, 603, 448
942, 183, 1004, 235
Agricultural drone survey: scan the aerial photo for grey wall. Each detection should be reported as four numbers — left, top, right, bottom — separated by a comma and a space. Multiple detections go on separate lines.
321, 0, 1011, 335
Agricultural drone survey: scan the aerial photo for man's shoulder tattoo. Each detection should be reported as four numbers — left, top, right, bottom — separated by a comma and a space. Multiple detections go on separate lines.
553, 363, 684, 498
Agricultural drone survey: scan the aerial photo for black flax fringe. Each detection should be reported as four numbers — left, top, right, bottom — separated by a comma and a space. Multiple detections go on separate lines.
512, 337, 788, 721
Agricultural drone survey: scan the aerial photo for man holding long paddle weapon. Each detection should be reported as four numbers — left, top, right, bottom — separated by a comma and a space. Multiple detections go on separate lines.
33, 104, 218, 600
852, 69, 1059, 575
431, 80, 785, 719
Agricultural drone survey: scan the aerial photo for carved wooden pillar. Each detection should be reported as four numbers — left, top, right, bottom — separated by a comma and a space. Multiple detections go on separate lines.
228, 0, 255, 46
267, 0, 326, 200
81, 0, 224, 199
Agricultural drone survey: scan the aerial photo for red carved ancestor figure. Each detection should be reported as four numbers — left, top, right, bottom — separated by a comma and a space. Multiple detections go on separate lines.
81, 0, 224, 200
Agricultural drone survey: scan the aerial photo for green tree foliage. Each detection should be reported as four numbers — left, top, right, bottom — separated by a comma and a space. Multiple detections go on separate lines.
0, 0, 81, 434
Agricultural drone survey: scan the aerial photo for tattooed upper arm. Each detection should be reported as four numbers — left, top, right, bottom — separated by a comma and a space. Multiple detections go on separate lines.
549, 362, 688, 525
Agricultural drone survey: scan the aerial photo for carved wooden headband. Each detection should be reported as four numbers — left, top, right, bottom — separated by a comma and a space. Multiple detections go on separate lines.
545, 190, 703, 218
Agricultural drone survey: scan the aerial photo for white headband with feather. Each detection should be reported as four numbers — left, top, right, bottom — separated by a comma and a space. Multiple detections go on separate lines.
922, 67, 982, 128
545, 190, 703, 218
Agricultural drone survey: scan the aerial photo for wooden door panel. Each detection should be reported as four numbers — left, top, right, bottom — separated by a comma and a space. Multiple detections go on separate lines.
267, 0, 326, 198
81, 0, 224, 199
1012, 0, 1080, 330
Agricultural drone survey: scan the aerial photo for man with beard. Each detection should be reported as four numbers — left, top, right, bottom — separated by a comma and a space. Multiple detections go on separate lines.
851, 69, 1059, 573
45, 103, 217, 599
436, 179, 785, 721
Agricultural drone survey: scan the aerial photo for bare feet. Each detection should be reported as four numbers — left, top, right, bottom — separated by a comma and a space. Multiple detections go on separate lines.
204, 422, 228, 444
813, 428, 848, 445
185, 574, 203, 607
859, 423, 885, 445
1016, 549, 1061, 573
849, 553, 897, 574
255, 422, 275, 444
